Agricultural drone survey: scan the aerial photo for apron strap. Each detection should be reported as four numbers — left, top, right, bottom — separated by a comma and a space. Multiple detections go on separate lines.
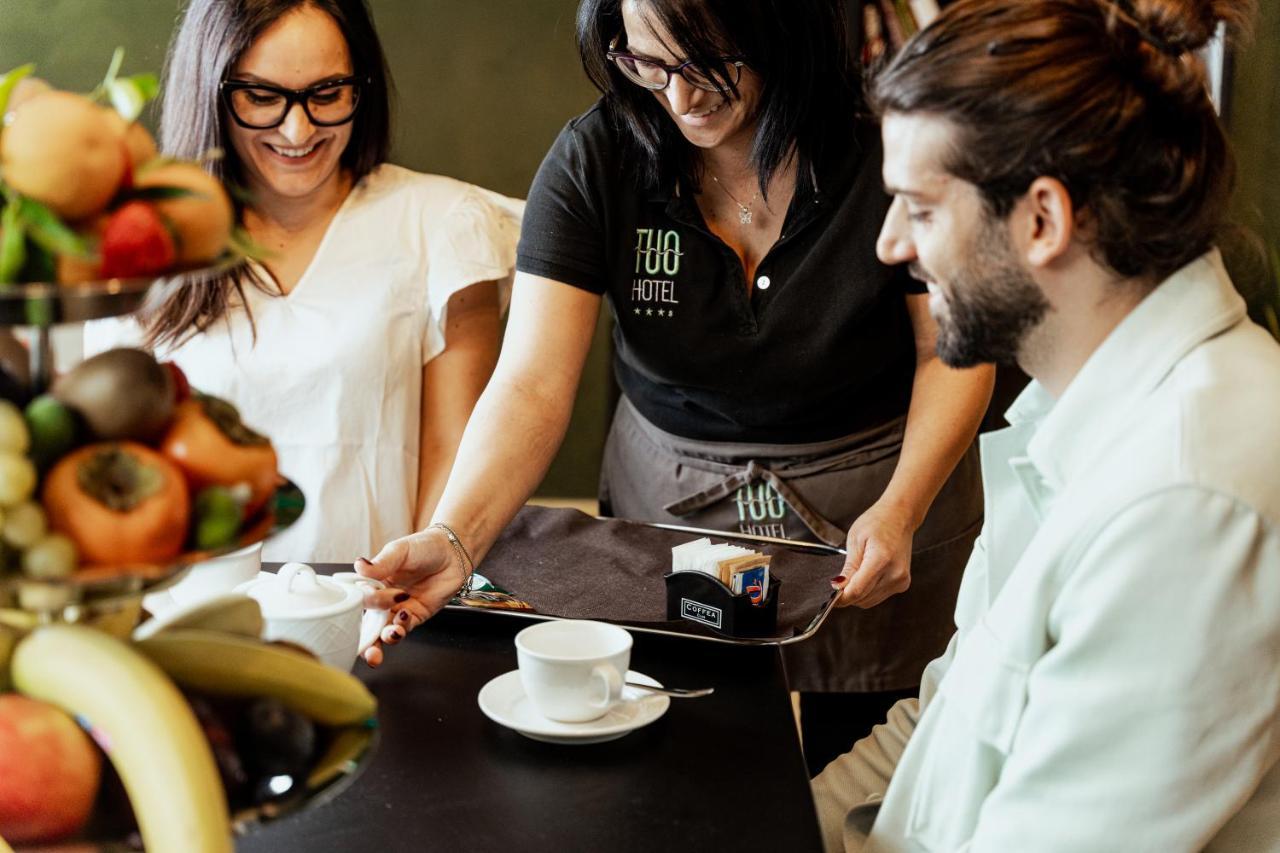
662, 460, 849, 547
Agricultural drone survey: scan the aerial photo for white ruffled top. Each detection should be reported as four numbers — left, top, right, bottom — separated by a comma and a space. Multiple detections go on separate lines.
85, 164, 523, 562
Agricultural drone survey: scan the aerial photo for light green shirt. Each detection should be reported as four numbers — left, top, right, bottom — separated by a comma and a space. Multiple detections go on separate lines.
817, 251, 1280, 852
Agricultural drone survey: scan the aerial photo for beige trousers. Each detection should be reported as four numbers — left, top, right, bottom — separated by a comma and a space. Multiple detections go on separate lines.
811, 697, 921, 852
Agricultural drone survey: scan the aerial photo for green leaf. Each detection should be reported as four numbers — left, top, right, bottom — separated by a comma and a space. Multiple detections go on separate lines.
120, 185, 198, 202
134, 155, 182, 178
228, 226, 273, 262
101, 47, 125, 91
126, 73, 159, 101
16, 198, 90, 258
17, 237, 55, 283
0, 202, 26, 285
108, 73, 159, 122
226, 180, 256, 206
0, 64, 36, 120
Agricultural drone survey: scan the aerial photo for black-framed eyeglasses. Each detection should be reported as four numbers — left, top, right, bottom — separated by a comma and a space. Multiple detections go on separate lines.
220, 76, 368, 130
606, 48, 744, 93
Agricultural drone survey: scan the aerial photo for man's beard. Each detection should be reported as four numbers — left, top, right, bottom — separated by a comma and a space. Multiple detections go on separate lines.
927, 217, 1050, 368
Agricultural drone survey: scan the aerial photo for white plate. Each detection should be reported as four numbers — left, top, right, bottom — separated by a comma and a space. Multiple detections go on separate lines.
478, 669, 670, 745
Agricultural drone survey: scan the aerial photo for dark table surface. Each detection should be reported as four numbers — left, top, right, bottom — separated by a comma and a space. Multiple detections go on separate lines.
235, 598, 823, 853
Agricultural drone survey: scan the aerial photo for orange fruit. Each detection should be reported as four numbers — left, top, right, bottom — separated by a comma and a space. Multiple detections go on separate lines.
3, 76, 53, 119
104, 112, 158, 187
133, 162, 233, 265
0, 91, 127, 221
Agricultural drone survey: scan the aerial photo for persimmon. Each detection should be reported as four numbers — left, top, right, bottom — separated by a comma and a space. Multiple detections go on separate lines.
161, 395, 277, 514
42, 442, 189, 565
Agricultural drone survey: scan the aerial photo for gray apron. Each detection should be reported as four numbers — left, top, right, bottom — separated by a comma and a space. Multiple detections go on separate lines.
599, 396, 982, 692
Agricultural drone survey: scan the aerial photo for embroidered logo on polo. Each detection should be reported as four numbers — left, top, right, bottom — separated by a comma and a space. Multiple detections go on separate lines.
631, 228, 681, 319
733, 482, 788, 539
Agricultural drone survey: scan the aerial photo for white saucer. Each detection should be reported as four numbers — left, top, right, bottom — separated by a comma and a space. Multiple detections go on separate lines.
132, 593, 259, 642
478, 670, 670, 745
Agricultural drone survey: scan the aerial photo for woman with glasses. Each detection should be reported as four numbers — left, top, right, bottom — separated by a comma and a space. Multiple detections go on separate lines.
360, 0, 992, 774
85, 0, 520, 563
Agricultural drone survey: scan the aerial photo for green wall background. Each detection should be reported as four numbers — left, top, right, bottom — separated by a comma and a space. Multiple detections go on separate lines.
0, 0, 611, 497
3, 1, 1277, 491
1228, 2, 1280, 330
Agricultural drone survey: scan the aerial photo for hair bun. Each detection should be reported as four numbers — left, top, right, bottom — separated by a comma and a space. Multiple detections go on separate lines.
1128, 0, 1255, 54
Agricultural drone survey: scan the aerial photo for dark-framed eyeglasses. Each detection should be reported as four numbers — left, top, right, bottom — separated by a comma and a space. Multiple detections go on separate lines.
219, 76, 368, 130
606, 48, 745, 93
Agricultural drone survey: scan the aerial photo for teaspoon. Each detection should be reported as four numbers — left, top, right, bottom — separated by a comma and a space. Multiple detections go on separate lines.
625, 681, 714, 698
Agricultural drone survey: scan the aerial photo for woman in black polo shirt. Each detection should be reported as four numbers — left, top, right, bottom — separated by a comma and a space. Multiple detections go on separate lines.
360, 0, 993, 774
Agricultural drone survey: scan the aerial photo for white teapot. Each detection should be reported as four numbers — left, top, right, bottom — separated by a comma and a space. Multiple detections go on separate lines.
235, 562, 390, 670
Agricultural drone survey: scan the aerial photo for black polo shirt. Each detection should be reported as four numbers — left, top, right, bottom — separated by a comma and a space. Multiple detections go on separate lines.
517, 102, 923, 445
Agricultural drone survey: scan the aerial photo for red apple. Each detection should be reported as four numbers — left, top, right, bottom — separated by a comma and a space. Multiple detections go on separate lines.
0, 693, 102, 844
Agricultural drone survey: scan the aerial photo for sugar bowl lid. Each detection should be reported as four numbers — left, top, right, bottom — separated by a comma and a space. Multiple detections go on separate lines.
237, 562, 359, 618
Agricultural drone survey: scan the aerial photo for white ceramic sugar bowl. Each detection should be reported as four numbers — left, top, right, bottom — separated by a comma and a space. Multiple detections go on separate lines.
235, 562, 390, 670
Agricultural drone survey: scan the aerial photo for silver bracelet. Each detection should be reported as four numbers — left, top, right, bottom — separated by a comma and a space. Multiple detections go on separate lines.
430, 522, 476, 600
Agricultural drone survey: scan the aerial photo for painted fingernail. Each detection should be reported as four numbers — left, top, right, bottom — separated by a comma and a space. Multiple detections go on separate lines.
830, 575, 847, 584
393, 593, 410, 603
395, 610, 411, 624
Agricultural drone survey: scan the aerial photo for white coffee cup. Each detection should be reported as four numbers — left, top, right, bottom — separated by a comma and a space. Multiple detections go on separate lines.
235, 563, 390, 670
152, 542, 264, 611
515, 620, 633, 723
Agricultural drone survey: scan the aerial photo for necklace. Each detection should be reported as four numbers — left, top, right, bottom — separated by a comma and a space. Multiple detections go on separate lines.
709, 174, 759, 225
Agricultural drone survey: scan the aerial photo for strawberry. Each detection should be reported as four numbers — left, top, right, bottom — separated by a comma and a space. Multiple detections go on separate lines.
99, 201, 176, 279
162, 361, 191, 403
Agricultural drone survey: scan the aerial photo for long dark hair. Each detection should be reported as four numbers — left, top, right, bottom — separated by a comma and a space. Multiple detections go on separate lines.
144, 0, 393, 348
575, 0, 860, 198
869, 0, 1256, 283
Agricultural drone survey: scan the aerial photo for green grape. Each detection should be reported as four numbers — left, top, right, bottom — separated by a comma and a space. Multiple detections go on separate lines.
0, 401, 30, 455
2, 501, 46, 549
22, 533, 78, 581
0, 451, 36, 507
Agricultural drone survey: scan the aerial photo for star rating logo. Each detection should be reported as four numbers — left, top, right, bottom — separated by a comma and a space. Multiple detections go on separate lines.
646, 308, 653, 316
634, 308, 641, 315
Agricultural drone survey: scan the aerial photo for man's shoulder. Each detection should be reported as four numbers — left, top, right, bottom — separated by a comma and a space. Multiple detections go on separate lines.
1092, 319, 1280, 521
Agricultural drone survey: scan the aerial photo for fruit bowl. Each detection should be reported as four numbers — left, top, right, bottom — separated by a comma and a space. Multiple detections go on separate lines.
0, 476, 305, 618
3, 612, 377, 853
36, 720, 379, 853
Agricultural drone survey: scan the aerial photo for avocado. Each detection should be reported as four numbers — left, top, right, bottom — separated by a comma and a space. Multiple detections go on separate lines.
52, 348, 174, 443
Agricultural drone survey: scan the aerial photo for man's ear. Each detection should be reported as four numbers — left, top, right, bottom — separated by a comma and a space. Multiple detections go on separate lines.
1014, 176, 1074, 269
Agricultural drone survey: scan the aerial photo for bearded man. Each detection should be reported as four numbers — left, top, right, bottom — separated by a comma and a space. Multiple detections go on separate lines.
814, 0, 1280, 850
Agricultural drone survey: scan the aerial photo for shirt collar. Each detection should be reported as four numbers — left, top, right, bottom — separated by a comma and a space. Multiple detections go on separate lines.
1016, 249, 1245, 491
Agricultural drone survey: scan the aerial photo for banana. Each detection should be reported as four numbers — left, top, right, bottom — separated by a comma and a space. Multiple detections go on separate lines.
137, 629, 377, 726
11, 624, 232, 853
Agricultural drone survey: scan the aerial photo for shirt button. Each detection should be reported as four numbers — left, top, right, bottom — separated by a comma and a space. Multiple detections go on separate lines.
756, 275, 771, 290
